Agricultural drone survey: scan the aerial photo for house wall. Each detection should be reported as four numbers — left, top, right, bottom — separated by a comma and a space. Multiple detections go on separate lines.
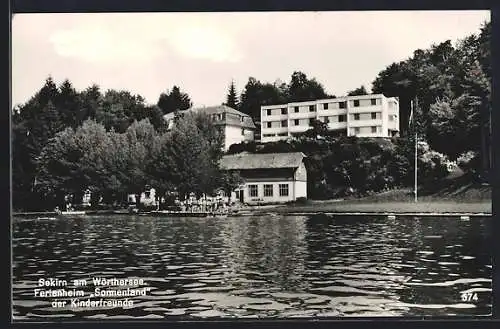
139, 188, 157, 206
224, 125, 255, 151
228, 163, 307, 204
82, 190, 92, 206
238, 180, 296, 204
294, 162, 307, 182
295, 181, 307, 199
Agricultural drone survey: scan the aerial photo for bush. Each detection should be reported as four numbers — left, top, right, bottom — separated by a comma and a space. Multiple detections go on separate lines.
295, 197, 308, 204
227, 137, 452, 199
419, 149, 450, 183
457, 151, 480, 173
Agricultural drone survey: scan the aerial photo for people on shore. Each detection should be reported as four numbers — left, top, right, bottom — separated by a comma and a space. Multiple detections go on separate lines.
162, 193, 233, 214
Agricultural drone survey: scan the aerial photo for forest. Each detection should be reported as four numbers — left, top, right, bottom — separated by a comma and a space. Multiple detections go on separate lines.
11, 21, 490, 210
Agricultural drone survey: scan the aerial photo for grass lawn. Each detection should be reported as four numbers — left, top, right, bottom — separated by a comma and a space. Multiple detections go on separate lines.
271, 200, 491, 214
265, 177, 492, 214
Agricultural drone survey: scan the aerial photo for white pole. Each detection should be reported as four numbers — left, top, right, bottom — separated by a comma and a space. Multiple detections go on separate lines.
414, 131, 418, 203
414, 97, 418, 203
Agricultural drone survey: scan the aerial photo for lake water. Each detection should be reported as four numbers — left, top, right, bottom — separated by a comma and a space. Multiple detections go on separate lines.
12, 214, 492, 320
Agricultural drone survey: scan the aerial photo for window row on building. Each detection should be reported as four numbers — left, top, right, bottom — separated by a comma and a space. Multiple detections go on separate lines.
212, 112, 246, 123
264, 112, 386, 128
264, 98, 383, 116
264, 126, 382, 137
350, 126, 382, 134
248, 183, 289, 197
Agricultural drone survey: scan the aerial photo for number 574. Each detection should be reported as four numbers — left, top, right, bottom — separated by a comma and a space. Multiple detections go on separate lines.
461, 292, 479, 302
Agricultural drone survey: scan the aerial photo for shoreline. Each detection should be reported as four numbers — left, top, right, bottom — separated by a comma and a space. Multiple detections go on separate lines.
263, 200, 491, 215
12, 191, 492, 218
12, 202, 492, 218
264, 211, 491, 217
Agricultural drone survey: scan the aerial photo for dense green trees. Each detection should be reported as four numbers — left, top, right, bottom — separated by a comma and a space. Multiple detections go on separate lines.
238, 71, 333, 123
12, 79, 184, 210
287, 71, 329, 102
347, 85, 369, 96
372, 21, 491, 178
239, 77, 284, 123
157, 86, 192, 115
30, 113, 232, 210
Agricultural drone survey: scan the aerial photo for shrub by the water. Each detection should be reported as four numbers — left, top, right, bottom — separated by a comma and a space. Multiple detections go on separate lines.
457, 151, 480, 174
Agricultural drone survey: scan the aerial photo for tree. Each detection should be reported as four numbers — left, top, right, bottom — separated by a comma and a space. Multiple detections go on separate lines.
239, 77, 264, 122
148, 132, 176, 199
372, 62, 417, 135
477, 21, 491, 78
302, 119, 329, 138
239, 72, 333, 123
152, 112, 221, 199
35, 127, 79, 208
26, 100, 65, 161
79, 84, 102, 121
37, 76, 60, 110
143, 105, 167, 132
260, 82, 287, 105
347, 85, 369, 96
157, 86, 192, 115
122, 119, 158, 198
12, 118, 37, 210
12, 77, 64, 210
224, 80, 239, 109
218, 171, 244, 202
427, 99, 459, 157
239, 77, 287, 123
287, 71, 328, 102
96, 102, 129, 133
56, 79, 82, 128
95, 89, 148, 132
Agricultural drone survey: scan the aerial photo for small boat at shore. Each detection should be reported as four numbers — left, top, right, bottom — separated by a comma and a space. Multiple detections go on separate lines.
36, 217, 57, 220
60, 211, 86, 216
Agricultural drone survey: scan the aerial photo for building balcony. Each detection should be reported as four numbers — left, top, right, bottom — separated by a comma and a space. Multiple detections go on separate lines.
287, 111, 318, 119
318, 109, 348, 116
348, 119, 383, 127
388, 121, 399, 130
261, 126, 289, 134
261, 113, 289, 122
347, 105, 385, 114
327, 122, 348, 130
288, 125, 310, 133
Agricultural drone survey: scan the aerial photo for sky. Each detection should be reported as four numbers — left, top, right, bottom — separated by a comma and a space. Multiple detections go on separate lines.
12, 11, 490, 108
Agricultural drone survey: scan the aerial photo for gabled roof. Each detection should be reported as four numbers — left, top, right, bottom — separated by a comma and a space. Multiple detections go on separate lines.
220, 152, 306, 170
163, 105, 256, 129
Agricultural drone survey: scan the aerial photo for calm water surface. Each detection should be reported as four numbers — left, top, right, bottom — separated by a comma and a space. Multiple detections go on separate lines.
12, 214, 492, 319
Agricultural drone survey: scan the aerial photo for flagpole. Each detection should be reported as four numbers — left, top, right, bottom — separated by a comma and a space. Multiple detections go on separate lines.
414, 97, 418, 203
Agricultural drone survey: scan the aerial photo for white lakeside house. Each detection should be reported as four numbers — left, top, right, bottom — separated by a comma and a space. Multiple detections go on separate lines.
220, 152, 307, 205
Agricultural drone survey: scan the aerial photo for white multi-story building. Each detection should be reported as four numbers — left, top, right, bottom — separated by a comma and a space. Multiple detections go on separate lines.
260, 94, 400, 143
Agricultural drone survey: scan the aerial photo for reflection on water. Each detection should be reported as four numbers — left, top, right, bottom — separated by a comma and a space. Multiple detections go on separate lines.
12, 214, 491, 319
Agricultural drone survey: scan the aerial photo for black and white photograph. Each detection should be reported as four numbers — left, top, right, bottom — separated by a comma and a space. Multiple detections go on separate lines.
11, 10, 492, 320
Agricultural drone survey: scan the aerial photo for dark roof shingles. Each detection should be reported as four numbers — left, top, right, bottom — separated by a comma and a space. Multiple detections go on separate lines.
220, 152, 306, 170
163, 105, 256, 129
